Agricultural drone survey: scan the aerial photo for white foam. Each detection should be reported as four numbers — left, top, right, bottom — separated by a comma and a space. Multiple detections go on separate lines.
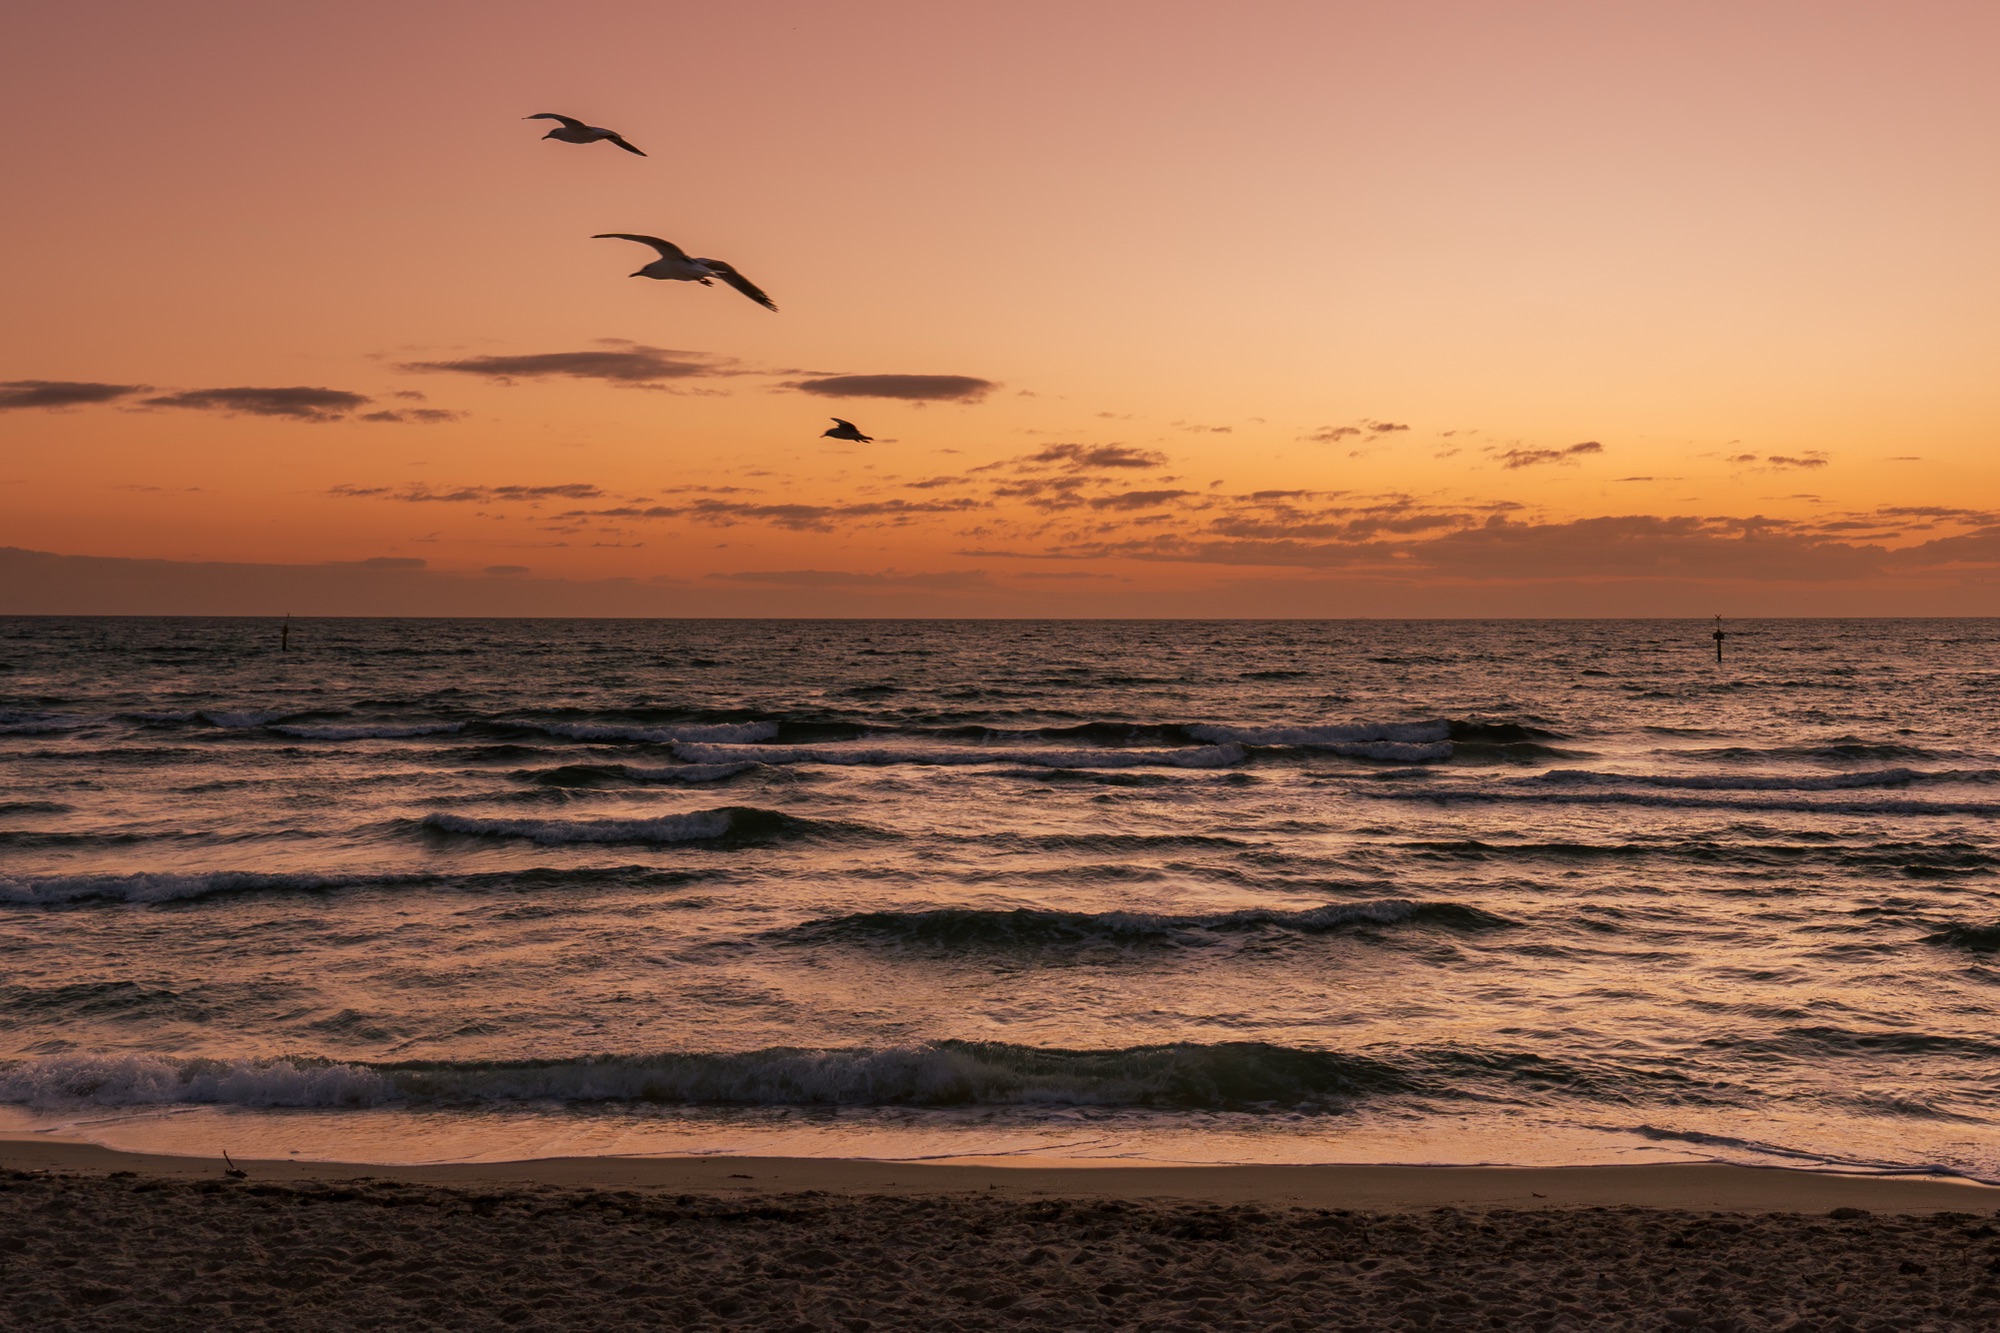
527, 721, 780, 744
670, 741, 1247, 769
422, 809, 738, 844
269, 722, 466, 740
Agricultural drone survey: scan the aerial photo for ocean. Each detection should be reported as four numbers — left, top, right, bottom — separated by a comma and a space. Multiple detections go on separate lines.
1, 616, 1995, 1178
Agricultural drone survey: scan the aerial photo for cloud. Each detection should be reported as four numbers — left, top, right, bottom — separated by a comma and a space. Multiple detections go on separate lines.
483, 565, 530, 576
330, 483, 605, 503
1302, 426, 1361, 443
1008, 508, 2000, 586
399, 346, 733, 385
1363, 421, 1410, 433
786, 374, 996, 402
0, 380, 149, 410
1023, 443, 1166, 470
142, 387, 373, 422
705, 568, 989, 590
558, 497, 983, 532
1726, 451, 1830, 471
359, 408, 465, 424
1495, 441, 1603, 469
1088, 489, 1195, 510
1015, 570, 1117, 580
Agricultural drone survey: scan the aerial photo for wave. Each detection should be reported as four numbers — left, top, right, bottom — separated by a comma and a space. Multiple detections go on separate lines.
772, 899, 1511, 949
0, 800, 71, 816
1187, 721, 1451, 762
1447, 721, 1566, 744
419, 805, 851, 846
1522, 767, 1953, 792
0, 869, 378, 907
0, 714, 87, 735
670, 741, 1247, 769
1358, 784, 2000, 818
1678, 741, 1950, 764
520, 720, 779, 745
1703, 1026, 2000, 1061
1, 864, 724, 907
1613, 1124, 1994, 1178
198, 709, 305, 729
268, 721, 467, 740
0, 1041, 1413, 1112
523, 761, 763, 787
1925, 923, 2000, 955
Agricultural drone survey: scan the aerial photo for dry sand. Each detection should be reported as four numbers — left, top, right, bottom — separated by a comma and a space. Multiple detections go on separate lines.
3, 1139, 1998, 1331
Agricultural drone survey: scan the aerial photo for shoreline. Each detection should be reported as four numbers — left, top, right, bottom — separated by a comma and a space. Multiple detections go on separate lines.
9, 1142, 2000, 1330
6, 1134, 1994, 1212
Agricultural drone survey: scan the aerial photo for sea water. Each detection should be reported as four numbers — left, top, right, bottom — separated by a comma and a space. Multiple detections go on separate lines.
1, 617, 1994, 1176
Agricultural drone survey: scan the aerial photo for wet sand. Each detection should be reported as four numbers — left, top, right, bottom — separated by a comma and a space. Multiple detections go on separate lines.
4, 1140, 1998, 1330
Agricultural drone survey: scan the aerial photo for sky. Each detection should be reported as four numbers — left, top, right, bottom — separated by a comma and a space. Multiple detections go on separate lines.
4, 0, 1998, 616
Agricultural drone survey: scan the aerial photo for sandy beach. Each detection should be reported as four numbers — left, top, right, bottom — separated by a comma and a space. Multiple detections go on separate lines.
4, 1140, 1997, 1331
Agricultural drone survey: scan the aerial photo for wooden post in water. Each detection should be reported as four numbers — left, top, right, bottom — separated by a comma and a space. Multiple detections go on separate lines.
280, 615, 290, 652
1712, 615, 1726, 663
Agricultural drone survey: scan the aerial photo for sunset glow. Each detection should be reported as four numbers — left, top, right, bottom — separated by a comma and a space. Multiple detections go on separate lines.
5, 0, 1997, 614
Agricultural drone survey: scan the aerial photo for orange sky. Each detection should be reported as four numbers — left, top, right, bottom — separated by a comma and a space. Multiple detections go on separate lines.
4, 0, 1998, 615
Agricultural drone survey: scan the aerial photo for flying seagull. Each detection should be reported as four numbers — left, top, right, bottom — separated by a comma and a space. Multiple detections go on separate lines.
822, 418, 874, 443
592, 234, 777, 311
524, 113, 645, 156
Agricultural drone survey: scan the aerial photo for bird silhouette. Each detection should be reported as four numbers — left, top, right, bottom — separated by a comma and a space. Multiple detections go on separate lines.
592, 235, 776, 311
822, 418, 874, 443
524, 113, 645, 156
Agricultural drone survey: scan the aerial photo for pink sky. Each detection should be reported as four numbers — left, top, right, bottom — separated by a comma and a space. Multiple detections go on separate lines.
4, 1, 1997, 614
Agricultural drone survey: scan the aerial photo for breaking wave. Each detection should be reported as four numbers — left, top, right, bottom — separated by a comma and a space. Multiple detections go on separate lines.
0, 1041, 1414, 1112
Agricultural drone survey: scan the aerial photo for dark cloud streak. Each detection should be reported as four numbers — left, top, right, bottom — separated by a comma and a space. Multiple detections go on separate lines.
399, 346, 732, 385
142, 387, 373, 422
787, 374, 995, 402
0, 380, 149, 410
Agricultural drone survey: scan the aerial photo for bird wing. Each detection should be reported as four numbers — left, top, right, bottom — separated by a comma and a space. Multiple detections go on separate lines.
526, 113, 588, 130
832, 419, 856, 430
607, 134, 647, 156
701, 260, 777, 311
593, 234, 690, 261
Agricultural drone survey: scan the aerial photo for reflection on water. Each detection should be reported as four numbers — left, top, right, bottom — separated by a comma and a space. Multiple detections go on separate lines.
2, 617, 1997, 1177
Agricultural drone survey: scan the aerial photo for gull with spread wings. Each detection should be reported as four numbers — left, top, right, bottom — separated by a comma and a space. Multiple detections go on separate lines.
822, 419, 874, 443
592, 235, 778, 311
524, 113, 646, 156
